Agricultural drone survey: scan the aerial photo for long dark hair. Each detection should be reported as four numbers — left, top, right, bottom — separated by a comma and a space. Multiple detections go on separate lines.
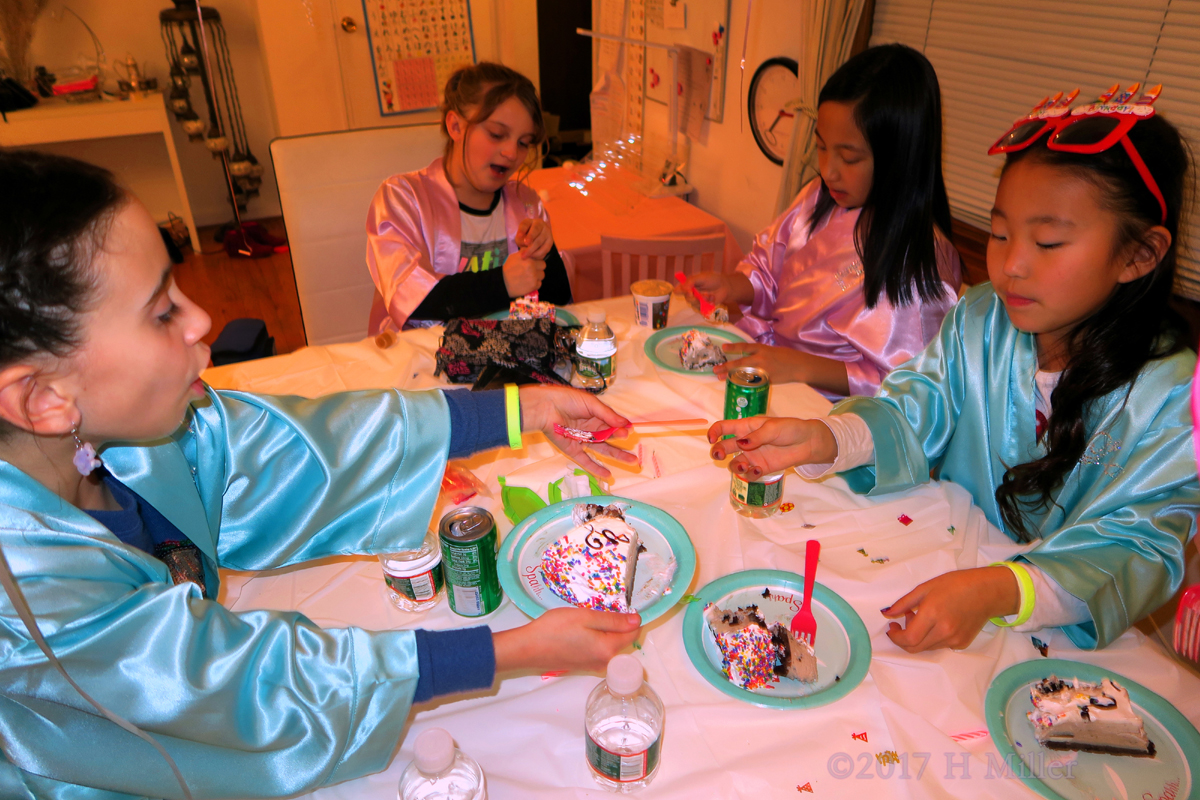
994, 114, 1191, 540
808, 44, 952, 308
0, 148, 123, 367
440, 61, 547, 184
0, 150, 124, 432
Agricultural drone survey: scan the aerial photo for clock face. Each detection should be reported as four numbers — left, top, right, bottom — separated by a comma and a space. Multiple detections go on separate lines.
748, 57, 800, 165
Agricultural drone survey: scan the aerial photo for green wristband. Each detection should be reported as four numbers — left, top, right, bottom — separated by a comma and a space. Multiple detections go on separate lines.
989, 561, 1036, 627
505, 383, 523, 450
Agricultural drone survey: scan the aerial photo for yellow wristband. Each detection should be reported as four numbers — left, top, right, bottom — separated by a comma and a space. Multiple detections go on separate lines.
505, 383, 523, 450
989, 561, 1035, 627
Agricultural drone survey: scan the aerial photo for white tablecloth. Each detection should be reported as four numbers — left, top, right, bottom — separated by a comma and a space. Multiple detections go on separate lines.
203, 297, 1200, 800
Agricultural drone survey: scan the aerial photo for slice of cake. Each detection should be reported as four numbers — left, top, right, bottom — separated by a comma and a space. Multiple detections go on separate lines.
704, 304, 730, 324
704, 603, 817, 690
540, 503, 640, 612
679, 329, 727, 371
510, 296, 557, 320
1027, 676, 1155, 756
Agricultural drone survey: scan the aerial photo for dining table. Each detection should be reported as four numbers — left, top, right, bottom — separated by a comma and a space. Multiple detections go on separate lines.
202, 295, 1200, 800
527, 166, 744, 301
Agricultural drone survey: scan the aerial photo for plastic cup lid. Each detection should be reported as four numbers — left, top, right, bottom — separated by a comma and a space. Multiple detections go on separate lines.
413, 727, 455, 774
606, 653, 644, 696
631, 279, 672, 298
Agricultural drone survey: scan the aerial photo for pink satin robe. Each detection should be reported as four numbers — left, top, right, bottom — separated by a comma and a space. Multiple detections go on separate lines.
736, 180, 963, 397
366, 157, 551, 333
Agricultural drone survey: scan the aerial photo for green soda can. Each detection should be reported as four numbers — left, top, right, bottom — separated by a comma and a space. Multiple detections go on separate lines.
438, 506, 503, 617
723, 366, 770, 438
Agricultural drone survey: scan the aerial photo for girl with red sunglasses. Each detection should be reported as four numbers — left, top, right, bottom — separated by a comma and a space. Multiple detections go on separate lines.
708, 87, 1196, 653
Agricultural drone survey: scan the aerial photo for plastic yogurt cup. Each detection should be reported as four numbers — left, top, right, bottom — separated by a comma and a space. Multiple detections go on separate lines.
631, 280, 672, 329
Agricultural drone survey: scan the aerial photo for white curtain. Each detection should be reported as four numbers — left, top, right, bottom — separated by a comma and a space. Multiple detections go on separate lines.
774, 0, 868, 215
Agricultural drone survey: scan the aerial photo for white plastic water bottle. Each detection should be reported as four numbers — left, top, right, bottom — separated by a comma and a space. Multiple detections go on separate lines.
398, 728, 487, 800
575, 309, 617, 390
584, 654, 664, 793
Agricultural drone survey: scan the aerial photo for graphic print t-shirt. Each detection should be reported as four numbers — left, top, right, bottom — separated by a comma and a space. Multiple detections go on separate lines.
459, 191, 507, 274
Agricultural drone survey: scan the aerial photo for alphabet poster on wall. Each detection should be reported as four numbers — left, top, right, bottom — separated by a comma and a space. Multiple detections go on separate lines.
362, 0, 477, 116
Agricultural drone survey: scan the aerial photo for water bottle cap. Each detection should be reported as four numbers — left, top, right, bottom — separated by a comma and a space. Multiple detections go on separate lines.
606, 654, 644, 695
587, 309, 607, 324
413, 728, 455, 774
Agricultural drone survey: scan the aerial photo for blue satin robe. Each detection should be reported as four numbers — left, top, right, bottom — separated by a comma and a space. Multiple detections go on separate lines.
834, 285, 1198, 650
0, 388, 450, 800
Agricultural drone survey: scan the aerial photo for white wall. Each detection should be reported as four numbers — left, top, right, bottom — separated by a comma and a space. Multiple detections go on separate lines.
28, 0, 281, 227
253, 0, 540, 137
643, 0, 802, 252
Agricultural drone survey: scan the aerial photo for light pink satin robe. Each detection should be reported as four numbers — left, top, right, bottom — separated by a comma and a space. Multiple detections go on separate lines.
736, 180, 963, 397
366, 157, 551, 333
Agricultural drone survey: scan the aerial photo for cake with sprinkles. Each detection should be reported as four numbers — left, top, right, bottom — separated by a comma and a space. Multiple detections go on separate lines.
1027, 676, 1154, 756
540, 503, 641, 612
678, 329, 727, 371
704, 603, 817, 690
510, 296, 556, 320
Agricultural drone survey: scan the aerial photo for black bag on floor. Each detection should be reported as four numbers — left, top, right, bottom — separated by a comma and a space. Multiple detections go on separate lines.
211, 318, 275, 366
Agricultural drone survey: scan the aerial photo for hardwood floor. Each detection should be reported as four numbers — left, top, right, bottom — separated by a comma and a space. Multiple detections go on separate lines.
174, 217, 308, 355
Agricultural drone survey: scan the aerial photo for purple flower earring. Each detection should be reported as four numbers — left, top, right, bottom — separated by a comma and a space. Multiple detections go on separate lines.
72, 427, 102, 476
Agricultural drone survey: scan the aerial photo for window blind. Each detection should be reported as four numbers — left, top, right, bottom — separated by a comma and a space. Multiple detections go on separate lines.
871, 0, 1200, 299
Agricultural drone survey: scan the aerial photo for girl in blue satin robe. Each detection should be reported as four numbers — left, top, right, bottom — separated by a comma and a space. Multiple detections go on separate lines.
709, 97, 1197, 653
0, 151, 640, 799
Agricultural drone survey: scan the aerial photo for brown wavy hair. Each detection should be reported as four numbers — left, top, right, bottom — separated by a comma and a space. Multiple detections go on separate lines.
440, 62, 546, 185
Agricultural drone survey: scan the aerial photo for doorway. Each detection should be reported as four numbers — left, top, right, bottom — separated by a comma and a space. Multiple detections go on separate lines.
536, 0, 593, 165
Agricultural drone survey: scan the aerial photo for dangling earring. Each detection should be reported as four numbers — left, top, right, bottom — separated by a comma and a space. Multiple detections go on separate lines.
72, 427, 102, 476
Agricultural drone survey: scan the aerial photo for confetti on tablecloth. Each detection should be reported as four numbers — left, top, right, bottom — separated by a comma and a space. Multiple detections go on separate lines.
897, 514, 913, 526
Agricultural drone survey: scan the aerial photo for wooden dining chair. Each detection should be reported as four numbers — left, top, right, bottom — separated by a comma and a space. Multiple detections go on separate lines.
599, 232, 728, 298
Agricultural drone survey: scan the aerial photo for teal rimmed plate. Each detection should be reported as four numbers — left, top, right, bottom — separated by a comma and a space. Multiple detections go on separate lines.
683, 569, 871, 709
483, 307, 580, 326
643, 325, 748, 375
985, 659, 1199, 800
498, 495, 696, 624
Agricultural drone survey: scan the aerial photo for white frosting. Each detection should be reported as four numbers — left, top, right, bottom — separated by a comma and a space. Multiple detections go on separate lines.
541, 507, 640, 612
1027, 676, 1149, 752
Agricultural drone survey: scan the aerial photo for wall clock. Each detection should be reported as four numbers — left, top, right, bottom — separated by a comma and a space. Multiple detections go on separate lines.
748, 57, 800, 165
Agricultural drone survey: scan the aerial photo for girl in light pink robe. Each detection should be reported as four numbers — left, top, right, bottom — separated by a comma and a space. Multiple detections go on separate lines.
367, 63, 571, 332
684, 45, 963, 398
734, 178, 962, 398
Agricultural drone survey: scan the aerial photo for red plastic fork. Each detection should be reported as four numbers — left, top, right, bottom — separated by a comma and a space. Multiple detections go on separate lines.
675, 271, 716, 317
1174, 584, 1200, 662
790, 539, 820, 645
552, 418, 708, 444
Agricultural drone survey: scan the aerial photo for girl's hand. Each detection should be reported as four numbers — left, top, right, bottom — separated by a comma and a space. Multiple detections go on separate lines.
881, 567, 1021, 652
714, 342, 806, 382
707, 417, 838, 474
678, 271, 755, 309
714, 343, 850, 394
516, 217, 554, 260
493, 608, 642, 673
503, 253, 546, 297
519, 385, 639, 480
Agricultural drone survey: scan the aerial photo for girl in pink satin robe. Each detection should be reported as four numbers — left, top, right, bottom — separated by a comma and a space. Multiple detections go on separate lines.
367, 63, 572, 332
684, 45, 963, 398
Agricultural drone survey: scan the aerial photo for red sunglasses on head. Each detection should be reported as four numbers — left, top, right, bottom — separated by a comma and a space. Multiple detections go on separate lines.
988, 83, 1167, 224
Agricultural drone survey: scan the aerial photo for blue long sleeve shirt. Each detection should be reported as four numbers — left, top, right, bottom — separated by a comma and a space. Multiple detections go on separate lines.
85, 388, 509, 703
